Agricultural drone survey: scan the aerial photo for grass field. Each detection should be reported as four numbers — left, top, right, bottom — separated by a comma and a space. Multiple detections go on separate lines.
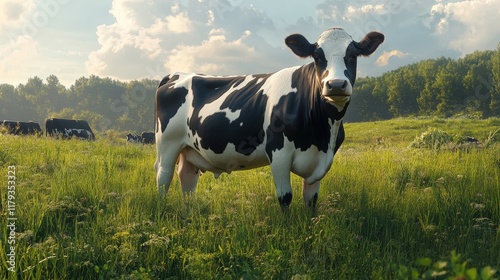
1, 117, 499, 279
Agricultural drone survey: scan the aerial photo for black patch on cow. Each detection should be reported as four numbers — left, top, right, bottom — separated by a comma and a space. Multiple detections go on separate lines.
191, 76, 246, 108
188, 74, 271, 155
156, 75, 188, 133
194, 138, 200, 151
312, 47, 328, 81
265, 64, 349, 162
344, 42, 359, 86
278, 192, 293, 207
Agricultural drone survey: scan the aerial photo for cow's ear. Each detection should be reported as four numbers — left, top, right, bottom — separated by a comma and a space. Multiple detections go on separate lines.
354, 31, 384, 56
285, 34, 316, 58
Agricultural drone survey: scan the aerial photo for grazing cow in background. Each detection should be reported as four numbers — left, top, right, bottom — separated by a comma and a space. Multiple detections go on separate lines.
127, 133, 142, 144
45, 118, 95, 140
465, 136, 480, 144
141, 132, 155, 144
155, 28, 384, 207
1, 121, 43, 135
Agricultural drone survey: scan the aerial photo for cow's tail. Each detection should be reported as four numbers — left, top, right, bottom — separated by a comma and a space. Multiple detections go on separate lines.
155, 75, 170, 133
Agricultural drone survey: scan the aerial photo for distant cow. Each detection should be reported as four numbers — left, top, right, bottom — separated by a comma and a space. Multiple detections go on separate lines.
126, 133, 141, 144
155, 28, 384, 207
141, 132, 155, 144
465, 136, 480, 144
1, 120, 42, 135
45, 118, 95, 140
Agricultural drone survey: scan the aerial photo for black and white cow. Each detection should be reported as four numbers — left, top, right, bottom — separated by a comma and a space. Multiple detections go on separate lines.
127, 133, 142, 144
141, 132, 155, 144
155, 28, 384, 207
45, 118, 95, 140
1, 120, 43, 135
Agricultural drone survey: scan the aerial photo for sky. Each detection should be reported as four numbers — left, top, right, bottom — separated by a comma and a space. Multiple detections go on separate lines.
1, 0, 500, 87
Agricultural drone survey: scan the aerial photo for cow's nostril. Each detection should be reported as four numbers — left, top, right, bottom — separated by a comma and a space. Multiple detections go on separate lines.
327, 79, 348, 92
324, 79, 350, 97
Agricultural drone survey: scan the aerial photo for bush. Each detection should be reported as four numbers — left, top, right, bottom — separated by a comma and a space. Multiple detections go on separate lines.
410, 128, 458, 149
409, 127, 484, 150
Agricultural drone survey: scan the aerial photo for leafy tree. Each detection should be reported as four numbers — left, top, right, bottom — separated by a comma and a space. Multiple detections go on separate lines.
416, 58, 450, 115
461, 50, 494, 117
434, 63, 462, 117
491, 43, 500, 116
16, 76, 49, 121
0, 84, 19, 120
45, 75, 71, 113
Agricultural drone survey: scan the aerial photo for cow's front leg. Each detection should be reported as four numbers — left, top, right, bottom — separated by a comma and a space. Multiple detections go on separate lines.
302, 180, 320, 208
177, 152, 199, 193
155, 141, 181, 197
270, 161, 293, 208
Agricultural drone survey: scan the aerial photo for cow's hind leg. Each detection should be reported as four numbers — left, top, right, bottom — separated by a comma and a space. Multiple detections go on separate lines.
177, 152, 200, 193
302, 180, 320, 208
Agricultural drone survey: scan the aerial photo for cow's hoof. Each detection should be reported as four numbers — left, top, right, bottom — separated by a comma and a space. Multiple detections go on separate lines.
278, 192, 292, 208
307, 193, 318, 208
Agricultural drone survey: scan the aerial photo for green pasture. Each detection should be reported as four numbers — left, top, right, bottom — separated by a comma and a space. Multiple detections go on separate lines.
1, 118, 499, 279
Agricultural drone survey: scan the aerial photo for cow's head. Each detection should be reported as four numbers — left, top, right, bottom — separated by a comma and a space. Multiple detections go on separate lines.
285, 28, 384, 109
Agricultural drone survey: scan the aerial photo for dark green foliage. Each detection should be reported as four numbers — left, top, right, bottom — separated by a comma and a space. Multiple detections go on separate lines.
347, 47, 500, 121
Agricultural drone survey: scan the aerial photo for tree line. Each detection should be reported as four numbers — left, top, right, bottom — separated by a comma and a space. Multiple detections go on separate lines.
0, 75, 158, 133
1, 43, 500, 133
347, 43, 500, 121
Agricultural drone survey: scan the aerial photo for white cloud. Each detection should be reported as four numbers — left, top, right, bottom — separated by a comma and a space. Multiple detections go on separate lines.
0, 35, 39, 82
86, 0, 284, 81
430, 0, 500, 55
346, 4, 388, 19
0, 0, 36, 31
165, 29, 258, 74
376, 50, 408, 66
165, 12, 192, 34
86, 1, 178, 79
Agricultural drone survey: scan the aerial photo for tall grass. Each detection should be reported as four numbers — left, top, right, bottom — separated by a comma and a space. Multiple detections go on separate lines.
1, 118, 499, 279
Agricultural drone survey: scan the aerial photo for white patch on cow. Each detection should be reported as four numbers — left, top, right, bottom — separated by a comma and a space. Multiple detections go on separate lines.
220, 108, 241, 123
261, 67, 299, 108
255, 77, 265, 84
317, 29, 353, 58
317, 29, 353, 85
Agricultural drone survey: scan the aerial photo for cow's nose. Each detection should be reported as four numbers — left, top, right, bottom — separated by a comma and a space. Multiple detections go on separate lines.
326, 79, 349, 96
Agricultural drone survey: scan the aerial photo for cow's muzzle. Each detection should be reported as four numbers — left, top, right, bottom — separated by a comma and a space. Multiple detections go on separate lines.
323, 79, 351, 104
